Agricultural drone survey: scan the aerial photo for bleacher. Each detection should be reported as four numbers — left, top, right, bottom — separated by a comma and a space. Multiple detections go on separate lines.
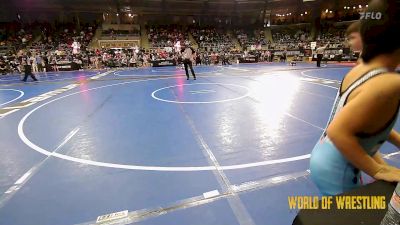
190, 26, 234, 52
235, 29, 267, 50
98, 24, 141, 49
147, 25, 188, 48
101, 29, 140, 40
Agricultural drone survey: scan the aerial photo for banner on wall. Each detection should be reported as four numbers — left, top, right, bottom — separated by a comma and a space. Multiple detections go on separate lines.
151, 59, 176, 67
311, 42, 317, 50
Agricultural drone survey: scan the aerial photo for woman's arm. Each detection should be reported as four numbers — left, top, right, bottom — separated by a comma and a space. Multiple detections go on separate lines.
372, 152, 388, 165
375, 129, 400, 169
327, 80, 400, 181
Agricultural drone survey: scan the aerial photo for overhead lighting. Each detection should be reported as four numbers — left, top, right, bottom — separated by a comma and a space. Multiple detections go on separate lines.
359, 4, 362, 8
353, 6, 356, 9
344, 6, 346, 9
301, 13, 303, 16
329, 11, 333, 13
116, 13, 119, 16
366, 4, 368, 7
305, 11, 307, 14
128, 13, 132, 17
325, 9, 328, 13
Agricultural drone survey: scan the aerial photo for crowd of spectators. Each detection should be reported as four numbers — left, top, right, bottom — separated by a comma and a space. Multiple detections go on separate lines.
190, 26, 234, 52
316, 27, 346, 48
0, 21, 357, 76
269, 28, 313, 51
272, 28, 309, 43
101, 28, 140, 40
0, 21, 98, 75
235, 29, 267, 49
147, 25, 188, 48
0, 21, 37, 51
270, 26, 347, 51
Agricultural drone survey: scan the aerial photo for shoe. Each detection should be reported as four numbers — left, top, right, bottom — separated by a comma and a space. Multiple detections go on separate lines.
194, 78, 196, 80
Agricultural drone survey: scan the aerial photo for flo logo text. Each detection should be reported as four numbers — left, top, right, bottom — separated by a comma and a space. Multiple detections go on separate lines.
360, 12, 382, 20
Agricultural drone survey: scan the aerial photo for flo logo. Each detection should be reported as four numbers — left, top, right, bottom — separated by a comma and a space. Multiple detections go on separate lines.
360, 12, 382, 19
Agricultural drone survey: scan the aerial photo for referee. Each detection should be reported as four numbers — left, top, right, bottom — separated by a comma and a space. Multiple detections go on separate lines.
315, 42, 329, 67
21, 57, 38, 82
181, 43, 196, 80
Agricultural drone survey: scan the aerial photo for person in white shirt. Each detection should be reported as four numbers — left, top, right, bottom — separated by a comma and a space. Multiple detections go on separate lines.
31, 54, 38, 73
51, 56, 59, 72
129, 56, 137, 68
143, 54, 149, 67
181, 44, 196, 80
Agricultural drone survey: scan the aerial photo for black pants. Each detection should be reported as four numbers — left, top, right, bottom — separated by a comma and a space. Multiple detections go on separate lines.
317, 54, 323, 67
222, 59, 231, 65
183, 59, 196, 79
22, 65, 38, 82
38, 64, 43, 72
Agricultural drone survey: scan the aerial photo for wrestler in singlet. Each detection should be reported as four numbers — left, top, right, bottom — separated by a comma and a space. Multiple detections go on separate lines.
310, 67, 400, 196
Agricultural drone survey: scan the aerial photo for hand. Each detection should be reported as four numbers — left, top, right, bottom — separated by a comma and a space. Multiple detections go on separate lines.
383, 164, 400, 173
373, 165, 400, 182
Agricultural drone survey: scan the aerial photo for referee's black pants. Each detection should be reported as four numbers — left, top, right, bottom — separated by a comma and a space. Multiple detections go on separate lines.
183, 59, 196, 80
317, 54, 323, 67
22, 65, 38, 82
